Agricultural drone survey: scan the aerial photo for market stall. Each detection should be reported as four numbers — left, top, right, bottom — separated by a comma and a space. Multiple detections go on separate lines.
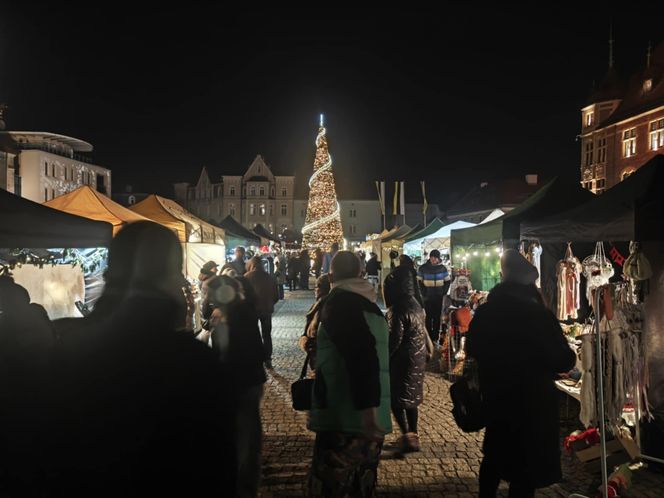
380, 224, 412, 273
0, 188, 112, 318
44, 186, 150, 236
217, 215, 263, 250
403, 219, 477, 262
520, 155, 664, 490
450, 176, 593, 291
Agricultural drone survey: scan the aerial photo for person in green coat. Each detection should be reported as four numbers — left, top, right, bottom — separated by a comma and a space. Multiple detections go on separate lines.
308, 251, 392, 497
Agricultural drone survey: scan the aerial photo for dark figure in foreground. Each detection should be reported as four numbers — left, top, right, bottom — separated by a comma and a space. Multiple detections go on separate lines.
383, 256, 430, 453
298, 273, 332, 367
466, 249, 575, 498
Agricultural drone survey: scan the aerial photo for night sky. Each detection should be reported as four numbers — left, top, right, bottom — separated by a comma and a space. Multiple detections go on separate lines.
1, 6, 663, 207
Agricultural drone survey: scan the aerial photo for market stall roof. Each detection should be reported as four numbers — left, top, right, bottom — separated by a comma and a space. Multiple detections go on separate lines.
403, 218, 446, 243
451, 176, 594, 247
521, 154, 664, 242
217, 215, 261, 245
253, 223, 280, 242
130, 195, 224, 244
0, 188, 112, 248
44, 186, 150, 236
380, 224, 412, 243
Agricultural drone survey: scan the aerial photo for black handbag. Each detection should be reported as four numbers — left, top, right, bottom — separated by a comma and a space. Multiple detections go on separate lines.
291, 354, 314, 411
449, 376, 485, 433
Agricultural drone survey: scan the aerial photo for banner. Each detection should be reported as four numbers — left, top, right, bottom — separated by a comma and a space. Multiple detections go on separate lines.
421, 181, 428, 215
375, 180, 385, 215
393, 181, 399, 216
399, 181, 405, 216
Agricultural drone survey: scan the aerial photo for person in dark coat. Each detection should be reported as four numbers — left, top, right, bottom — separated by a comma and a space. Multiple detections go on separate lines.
244, 256, 279, 370
202, 274, 267, 498
312, 248, 323, 279
383, 257, 428, 453
299, 249, 311, 290
287, 253, 299, 291
298, 273, 331, 367
465, 249, 575, 498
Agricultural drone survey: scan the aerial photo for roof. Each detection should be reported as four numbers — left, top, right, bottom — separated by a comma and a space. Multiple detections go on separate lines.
404, 218, 446, 243
406, 219, 476, 244
380, 224, 412, 243
451, 175, 594, 247
217, 215, 261, 244
0, 188, 112, 248
521, 154, 664, 242
587, 67, 625, 105
130, 195, 225, 244
446, 177, 541, 218
44, 186, 150, 236
1, 131, 93, 152
252, 223, 279, 242
597, 41, 664, 127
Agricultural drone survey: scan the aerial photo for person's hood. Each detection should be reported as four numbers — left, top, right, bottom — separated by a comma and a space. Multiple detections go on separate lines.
331, 277, 377, 303
245, 257, 264, 273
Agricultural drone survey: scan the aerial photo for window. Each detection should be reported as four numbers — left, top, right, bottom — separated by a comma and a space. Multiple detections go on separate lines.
595, 178, 606, 194
259, 203, 266, 216
44, 187, 48, 200
249, 203, 255, 216
44, 162, 48, 176
281, 187, 287, 197
269, 204, 274, 216
649, 119, 664, 151
51, 164, 55, 177
268, 223, 274, 233
50, 188, 55, 199
230, 203, 236, 217
230, 186, 236, 196
582, 181, 593, 190
623, 128, 636, 157
585, 111, 594, 127
350, 224, 357, 235
644, 79, 653, 92
584, 140, 594, 167
349, 209, 357, 218
281, 204, 287, 216
597, 137, 607, 163
259, 186, 265, 196
250, 186, 256, 196
270, 187, 275, 197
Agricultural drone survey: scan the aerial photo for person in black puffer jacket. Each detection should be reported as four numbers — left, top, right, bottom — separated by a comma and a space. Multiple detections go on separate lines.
383, 255, 429, 453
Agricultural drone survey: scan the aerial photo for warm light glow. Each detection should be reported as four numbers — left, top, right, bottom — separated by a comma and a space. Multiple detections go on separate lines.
485, 252, 490, 257
473, 251, 479, 256
302, 117, 344, 249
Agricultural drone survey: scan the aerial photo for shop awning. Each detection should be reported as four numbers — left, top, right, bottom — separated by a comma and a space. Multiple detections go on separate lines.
0, 188, 112, 248
44, 186, 150, 236
217, 215, 261, 246
521, 155, 664, 243
253, 223, 280, 242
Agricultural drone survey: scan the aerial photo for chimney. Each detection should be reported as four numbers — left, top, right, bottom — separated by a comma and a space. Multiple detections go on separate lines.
525, 174, 538, 186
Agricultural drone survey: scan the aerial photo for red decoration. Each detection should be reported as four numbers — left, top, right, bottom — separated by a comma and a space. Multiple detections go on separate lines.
609, 245, 625, 267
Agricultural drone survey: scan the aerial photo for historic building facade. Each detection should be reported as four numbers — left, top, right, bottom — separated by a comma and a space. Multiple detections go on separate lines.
173, 155, 296, 234
580, 41, 664, 193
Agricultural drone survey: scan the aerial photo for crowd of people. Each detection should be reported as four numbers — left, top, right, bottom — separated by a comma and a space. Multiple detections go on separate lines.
0, 223, 574, 498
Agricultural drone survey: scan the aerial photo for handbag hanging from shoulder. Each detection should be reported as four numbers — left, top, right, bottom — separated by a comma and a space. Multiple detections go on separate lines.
291, 354, 314, 411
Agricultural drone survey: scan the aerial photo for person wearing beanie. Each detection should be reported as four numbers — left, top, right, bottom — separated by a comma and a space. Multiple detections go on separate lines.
416, 249, 450, 343
465, 249, 575, 497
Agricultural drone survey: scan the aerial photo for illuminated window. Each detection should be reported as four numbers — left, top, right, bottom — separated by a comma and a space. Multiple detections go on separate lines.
250, 186, 256, 196
585, 111, 594, 127
649, 119, 664, 151
249, 203, 255, 216
230, 186, 236, 196
281, 187, 287, 197
281, 204, 287, 216
259, 204, 266, 216
623, 128, 636, 157
597, 137, 607, 163
644, 79, 653, 92
595, 178, 606, 194
128, 195, 136, 205
584, 140, 594, 166
259, 186, 265, 196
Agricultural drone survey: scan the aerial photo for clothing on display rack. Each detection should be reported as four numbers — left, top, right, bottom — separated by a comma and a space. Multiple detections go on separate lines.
529, 242, 542, 288
583, 242, 615, 305
556, 243, 582, 321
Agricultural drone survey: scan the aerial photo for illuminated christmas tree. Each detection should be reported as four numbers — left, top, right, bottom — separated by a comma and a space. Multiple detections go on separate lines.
302, 115, 343, 250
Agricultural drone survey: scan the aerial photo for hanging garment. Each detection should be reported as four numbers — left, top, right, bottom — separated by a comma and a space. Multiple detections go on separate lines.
579, 333, 596, 428
583, 242, 614, 304
530, 243, 543, 288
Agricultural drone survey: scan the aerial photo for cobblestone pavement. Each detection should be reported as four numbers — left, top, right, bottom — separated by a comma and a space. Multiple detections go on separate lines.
259, 290, 664, 497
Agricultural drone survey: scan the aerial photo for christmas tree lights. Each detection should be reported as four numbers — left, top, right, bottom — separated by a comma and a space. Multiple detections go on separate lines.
302, 115, 344, 250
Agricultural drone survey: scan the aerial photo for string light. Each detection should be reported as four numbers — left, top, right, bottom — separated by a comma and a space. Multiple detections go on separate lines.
302, 115, 343, 249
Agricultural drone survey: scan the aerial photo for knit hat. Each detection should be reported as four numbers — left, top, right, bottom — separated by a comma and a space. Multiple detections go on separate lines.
201, 260, 218, 275
501, 249, 539, 285
429, 249, 441, 259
